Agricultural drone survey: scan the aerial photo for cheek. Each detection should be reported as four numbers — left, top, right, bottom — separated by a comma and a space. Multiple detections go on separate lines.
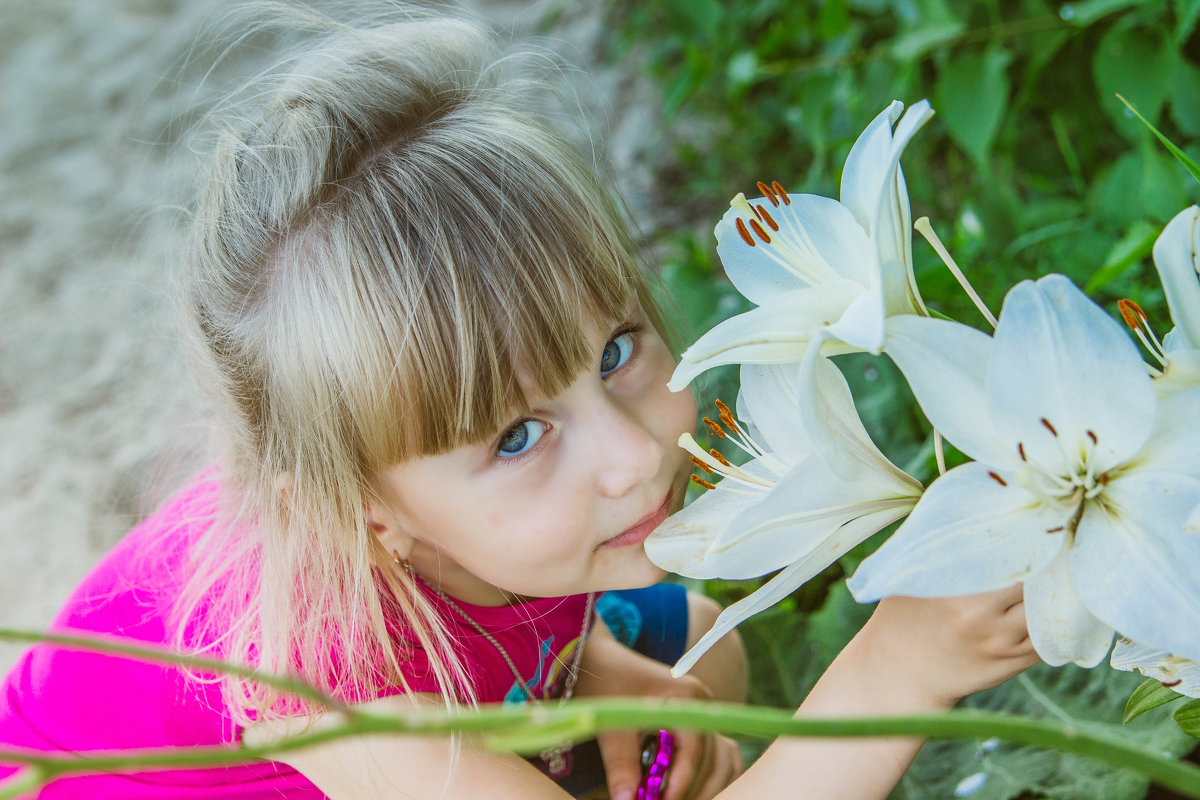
654, 382, 697, 443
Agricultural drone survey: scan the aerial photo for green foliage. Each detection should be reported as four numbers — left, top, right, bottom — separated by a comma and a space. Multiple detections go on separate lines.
606, 0, 1200, 326
1178, 701, 1200, 739
1124, 678, 1185, 724
605, 1, 1200, 798
898, 666, 1195, 800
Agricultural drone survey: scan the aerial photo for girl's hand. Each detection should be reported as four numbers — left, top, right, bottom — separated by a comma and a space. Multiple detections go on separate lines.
594, 672, 743, 800
861, 583, 1040, 708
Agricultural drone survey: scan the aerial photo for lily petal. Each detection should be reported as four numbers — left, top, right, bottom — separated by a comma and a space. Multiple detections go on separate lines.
826, 280, 886, 353
870, 101, 933, 292
1139, 385, 1200, 479
847, 462, 1067, 601
987, 275, 1155, 476
1153, 206, 1200, 351
884, 314, 1013, 467
644, 465, 770, 579
1024, 543, 1115, 667
840, 100, 905, 230
1111, 639, 1200, 698
1157, 348, 1200, 396
705, 457, 915, 579
668, 283, 863, 392
737, 362, 814, 459
671, 555, 833, 678
1069, 470, 1200, 663
794, 345, 920, 490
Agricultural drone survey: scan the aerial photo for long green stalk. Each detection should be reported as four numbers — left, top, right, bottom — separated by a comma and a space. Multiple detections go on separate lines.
2, 700, 1199, 798
0, 628, 347, 715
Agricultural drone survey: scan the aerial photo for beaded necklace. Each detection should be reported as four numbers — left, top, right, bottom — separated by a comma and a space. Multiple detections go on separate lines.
436, 587, 597, 778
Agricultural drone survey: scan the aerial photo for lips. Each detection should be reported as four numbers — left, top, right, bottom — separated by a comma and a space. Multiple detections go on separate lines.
602, 493, 672, 548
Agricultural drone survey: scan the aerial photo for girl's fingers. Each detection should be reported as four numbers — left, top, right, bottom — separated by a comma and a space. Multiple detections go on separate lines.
663, 730, 712, 800
999, 583, 1025, 613
595, 729, 644, 800
689, 736, 743, 800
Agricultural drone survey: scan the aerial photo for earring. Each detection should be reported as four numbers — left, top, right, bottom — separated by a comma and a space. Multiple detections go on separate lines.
392, 550, 413, 574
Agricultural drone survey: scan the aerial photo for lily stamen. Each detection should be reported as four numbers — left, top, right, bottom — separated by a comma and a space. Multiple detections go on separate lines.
725, 192, 843, 285
709, 448, 732, 467
678, 433, 772, 491
914, 217, 997, 328
756, 180, 780, 206
1118, 298, 1169, 368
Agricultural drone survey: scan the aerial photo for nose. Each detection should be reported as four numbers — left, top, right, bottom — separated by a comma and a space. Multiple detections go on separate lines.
592, 394, 664, 499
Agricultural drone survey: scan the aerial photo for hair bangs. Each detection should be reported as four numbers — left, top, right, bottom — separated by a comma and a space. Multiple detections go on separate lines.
344, 109, 645, 463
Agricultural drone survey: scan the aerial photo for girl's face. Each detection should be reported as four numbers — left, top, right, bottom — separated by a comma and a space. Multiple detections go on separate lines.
371, 301, 697, 605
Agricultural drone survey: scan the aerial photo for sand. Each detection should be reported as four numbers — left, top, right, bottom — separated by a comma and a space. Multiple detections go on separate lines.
0, 0, 668, 673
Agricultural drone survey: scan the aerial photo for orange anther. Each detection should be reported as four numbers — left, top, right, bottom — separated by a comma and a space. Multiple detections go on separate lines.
771, 181, 790, 205
691, 474, 717, 490
987, 471, 1008, 487
708, 448, 732, 467
703, 417, 727, 438
735, 217, 755, 247
1017, 442, 1027, 462
756, 180, 780, 206
759, 205, 780, 231
690, 455, 715, 474
749, 219, 772, 244
1086, 430, 1098, 445
1118, 298, 1146, 331
1040, 418, 1058, 437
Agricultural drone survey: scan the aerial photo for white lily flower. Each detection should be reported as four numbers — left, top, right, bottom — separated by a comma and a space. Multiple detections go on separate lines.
668, 99, 934, 392
1124, 205, 1200, 395
647, 353, 922, 676
848, 274, 1200, 668
1111, 638, 1200, 698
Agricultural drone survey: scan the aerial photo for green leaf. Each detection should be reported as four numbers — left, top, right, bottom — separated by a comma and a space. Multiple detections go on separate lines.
816, 0, 850, 38
896, 664, 1197, 800
1089, 151, 1145, 227
1085, 221, 1158, 294
1170, 61, 1200, 136
1093, 26, 1176, 140
1060, 0, 1152, 26
935, 46, 1012, 165
1176, 700, 1200, 738
1118, 94, 1200, 185
1175, 0, 1200, 44
661, 0, 723, 40
889, 20, 966, 62
1124, 677, 1186, 724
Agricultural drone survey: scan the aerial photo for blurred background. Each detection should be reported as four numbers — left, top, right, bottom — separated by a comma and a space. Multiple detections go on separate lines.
2, 1, 1198, 797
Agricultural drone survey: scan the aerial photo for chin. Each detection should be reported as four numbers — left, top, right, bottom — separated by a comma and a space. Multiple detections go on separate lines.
603, 558, 669, 591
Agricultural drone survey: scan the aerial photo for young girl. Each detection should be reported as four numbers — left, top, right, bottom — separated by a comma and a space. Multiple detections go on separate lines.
0, 7, 1037, 799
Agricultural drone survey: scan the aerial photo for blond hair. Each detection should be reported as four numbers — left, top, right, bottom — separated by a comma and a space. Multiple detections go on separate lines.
176, 4, 655, 725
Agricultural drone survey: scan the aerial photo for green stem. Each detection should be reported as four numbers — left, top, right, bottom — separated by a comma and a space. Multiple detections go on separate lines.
2, 700, 1199, 798
0, 628, 349, 717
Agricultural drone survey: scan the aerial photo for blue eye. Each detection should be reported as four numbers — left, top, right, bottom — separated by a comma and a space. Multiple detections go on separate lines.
497, 419, 546, 457
600, 332, 635, 377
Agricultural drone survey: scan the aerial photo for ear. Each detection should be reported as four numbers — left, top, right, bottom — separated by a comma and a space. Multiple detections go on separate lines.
364, 493, 416, 563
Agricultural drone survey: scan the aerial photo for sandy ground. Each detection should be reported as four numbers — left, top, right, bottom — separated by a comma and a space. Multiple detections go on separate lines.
0, 0, 666, 673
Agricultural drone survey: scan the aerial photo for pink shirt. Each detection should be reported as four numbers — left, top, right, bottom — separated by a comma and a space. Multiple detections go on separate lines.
0, 474, 592, 798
